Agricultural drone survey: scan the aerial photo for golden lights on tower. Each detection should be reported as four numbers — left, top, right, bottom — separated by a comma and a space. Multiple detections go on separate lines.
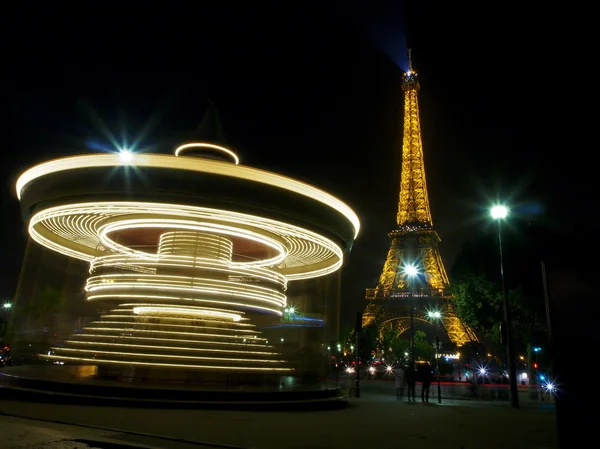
397, 59, 432, 227
363, 50, 477, 347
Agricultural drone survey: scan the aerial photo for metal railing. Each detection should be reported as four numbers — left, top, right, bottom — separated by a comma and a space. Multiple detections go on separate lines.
365, 288, 448, 299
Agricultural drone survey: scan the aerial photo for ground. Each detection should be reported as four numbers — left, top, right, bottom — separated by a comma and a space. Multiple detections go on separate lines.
0, 383, 557, 449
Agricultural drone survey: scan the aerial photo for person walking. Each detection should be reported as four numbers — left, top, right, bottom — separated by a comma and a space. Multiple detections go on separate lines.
394, 364, 405, 400
421, 364, 433, 402
405, 361, 416, 402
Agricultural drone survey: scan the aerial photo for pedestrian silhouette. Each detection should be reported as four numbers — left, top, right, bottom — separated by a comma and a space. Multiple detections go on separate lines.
405, 361, 416, 402
395, 364, 405, 400
420, 364, 433, 402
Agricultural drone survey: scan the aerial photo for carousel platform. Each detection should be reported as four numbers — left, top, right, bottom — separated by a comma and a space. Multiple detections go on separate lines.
0, 365, 347, 410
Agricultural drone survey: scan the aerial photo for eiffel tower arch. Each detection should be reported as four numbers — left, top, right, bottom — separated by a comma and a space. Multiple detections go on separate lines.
363, 50, 477, 348
364, 291, 477, 346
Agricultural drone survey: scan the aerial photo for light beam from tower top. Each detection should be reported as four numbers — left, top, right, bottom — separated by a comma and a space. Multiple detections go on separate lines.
402, 47, 419, 89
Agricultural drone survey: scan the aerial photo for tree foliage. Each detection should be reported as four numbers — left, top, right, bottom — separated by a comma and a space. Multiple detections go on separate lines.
342, 322, 436, 364
452, 273, 541, 352
377, 327, 433, 362
342, 323, 379, 362
451, 225, 548, 355
413, 330, 434, 361
452, 275, 501, 332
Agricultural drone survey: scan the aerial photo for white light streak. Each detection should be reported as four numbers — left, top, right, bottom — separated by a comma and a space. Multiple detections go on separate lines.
28, 202, 344, 280
132, 306, 242, 321
17, 150, 360, 373
174, 142, 240, 165
15, 153, 359, 237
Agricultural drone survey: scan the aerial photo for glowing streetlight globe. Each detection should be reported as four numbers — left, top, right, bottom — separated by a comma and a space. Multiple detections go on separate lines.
544, 382, 556, 394
428, 311, 441, 319
490, 205, 509, 219
403, 264, 419, 277
118, 149, 133, 162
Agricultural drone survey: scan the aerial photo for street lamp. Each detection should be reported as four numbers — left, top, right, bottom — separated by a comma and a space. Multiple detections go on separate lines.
490, 204, 519, 408
119, 149, 133, 163
2, 302, 12, 310
403, 263, 419, 360
283, 306, 296, 321
428, 310, 443, 404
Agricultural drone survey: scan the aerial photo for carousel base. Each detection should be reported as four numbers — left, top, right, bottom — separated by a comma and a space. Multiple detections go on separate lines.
0, 365, 347, 410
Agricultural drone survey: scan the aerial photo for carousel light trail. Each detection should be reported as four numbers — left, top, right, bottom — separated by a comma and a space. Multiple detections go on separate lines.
174, 142, 241, 164
16, 152, 360, 237
27, 203, 346, 279
16, 141, 359, 375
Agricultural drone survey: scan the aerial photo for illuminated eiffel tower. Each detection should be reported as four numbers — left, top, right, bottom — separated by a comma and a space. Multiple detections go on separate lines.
363, 50, 477, 347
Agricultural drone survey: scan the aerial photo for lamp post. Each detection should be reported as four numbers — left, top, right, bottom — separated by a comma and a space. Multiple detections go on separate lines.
428, 310, 442, 404
283, 306, 296, 320
490, 205, 519, 408
355, 311, 362, 398
403, 264, 419, 360
1, 302, 12, 341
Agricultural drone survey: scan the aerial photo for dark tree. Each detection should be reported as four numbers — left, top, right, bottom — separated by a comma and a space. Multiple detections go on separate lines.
450, 220, 550, 356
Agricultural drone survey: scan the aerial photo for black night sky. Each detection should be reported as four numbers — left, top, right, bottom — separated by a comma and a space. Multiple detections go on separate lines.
1, 2, 592, 327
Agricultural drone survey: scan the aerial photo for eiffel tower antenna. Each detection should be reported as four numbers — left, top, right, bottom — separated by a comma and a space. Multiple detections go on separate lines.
363, 52, 478, 347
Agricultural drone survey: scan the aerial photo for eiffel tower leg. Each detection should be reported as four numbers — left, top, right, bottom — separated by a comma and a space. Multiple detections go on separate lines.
441, 302, 478, 347
362, 302, 381, 328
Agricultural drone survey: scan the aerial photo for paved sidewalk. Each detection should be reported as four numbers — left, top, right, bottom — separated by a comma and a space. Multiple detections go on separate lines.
0, 392, 558, 449
0, 413, 240, 448
0, 415, 157, 448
